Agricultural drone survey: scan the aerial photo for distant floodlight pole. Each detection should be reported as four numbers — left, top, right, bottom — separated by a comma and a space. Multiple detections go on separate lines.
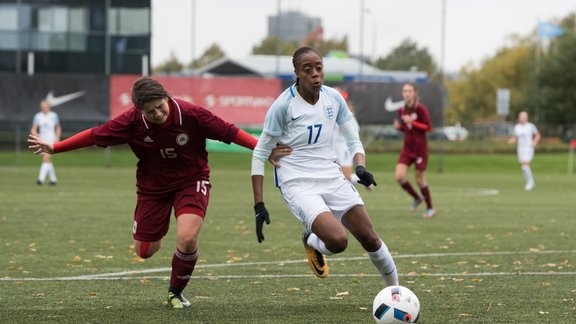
358, 0, 365, 79
275, 0, 281, 77
438, 0, 447, 173
191, 0, 196, 68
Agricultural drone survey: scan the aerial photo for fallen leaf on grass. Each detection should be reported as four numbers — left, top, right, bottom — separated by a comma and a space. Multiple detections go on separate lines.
73, 256, 81, 262
287, 288, 301, 291
329, 297, 343, 300
336, 291, 349, 297
95, 255, 114, 259
458, 313, 472, 317
538, 311, 549, 315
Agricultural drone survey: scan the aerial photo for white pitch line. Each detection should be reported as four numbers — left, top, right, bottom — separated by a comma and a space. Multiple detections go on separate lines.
2, 272, 576, 282
37, 249, 576, 280
1, 250, 574, 282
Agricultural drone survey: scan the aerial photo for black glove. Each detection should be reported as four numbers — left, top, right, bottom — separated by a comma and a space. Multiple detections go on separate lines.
254, 202, 270, 243
355, 166, 377, 187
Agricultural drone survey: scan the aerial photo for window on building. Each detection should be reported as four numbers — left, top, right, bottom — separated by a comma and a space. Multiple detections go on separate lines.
108, 8, 150, 35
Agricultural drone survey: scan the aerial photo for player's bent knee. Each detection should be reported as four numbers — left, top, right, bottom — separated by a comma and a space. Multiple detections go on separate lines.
326, 236, 348, 254
136, 241, 158, 259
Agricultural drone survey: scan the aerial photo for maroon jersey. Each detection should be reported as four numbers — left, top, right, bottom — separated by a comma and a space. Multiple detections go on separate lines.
91, 98, 239, 195
397, 103, 432, 156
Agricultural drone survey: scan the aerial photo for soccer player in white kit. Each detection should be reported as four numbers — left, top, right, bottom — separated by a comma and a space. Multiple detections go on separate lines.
31, 99, 61, 185
251, 47, 398, 287
508, 111, 541, 191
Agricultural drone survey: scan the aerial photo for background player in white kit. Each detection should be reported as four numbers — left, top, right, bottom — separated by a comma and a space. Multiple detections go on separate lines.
251, 47, 398, 287
31, 99, 61, 185
508, 111, 541, 191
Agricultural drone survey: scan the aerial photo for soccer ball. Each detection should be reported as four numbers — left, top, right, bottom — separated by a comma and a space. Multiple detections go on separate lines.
372, 285, 420, 323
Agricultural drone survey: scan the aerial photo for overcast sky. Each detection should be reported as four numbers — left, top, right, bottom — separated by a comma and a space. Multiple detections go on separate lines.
151, 0, 574, 73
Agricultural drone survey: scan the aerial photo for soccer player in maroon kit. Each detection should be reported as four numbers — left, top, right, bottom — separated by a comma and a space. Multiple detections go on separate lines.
28, 76, 285, 309
393, 83, 435, 218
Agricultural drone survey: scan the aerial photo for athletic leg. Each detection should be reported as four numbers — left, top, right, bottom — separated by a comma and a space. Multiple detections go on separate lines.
342, 206, 398, 286
169, 213, 203, 297
395, 163, 422, 209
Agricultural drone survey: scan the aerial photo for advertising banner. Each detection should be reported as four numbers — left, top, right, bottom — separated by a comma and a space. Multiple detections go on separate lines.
110, 75, 281, 126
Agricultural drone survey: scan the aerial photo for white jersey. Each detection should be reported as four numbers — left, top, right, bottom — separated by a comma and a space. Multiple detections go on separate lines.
514, 123, 538, 151
262, 85, 353, 186
32, 111, 60, 144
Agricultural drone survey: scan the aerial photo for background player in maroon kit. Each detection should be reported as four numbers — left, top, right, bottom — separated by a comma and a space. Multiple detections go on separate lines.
393, 83, 435, 218
28, 76, 286, 309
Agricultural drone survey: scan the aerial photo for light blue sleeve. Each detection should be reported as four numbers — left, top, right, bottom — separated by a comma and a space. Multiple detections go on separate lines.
263, 88, 291, 137
530, 123, 538, 134
323, 86, 353, 126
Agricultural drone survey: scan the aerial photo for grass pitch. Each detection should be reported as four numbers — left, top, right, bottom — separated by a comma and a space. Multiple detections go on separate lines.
0, 149, 575, 323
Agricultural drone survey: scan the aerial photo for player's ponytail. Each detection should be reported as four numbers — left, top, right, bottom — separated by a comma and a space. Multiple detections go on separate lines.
131, 76, 170, 110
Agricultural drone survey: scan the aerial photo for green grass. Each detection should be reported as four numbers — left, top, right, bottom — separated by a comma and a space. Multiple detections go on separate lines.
1, 150, 575, 323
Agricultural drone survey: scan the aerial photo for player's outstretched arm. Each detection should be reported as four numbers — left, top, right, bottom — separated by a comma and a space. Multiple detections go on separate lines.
28, 134, 54, 155
252, 175, 270, 243
29, 128, 95, 155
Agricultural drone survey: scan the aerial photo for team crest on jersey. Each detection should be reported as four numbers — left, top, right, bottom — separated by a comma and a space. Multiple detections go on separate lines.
324, 106, 335, 119
411, 113, 418, 120
176, 133, 189, 146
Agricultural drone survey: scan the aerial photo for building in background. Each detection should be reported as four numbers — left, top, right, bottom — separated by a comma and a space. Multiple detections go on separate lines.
0, 0, 151, 74
268, 11, 321, 43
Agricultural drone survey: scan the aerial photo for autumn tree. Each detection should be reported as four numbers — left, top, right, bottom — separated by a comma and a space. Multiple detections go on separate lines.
189, 43, 226, 69
153, 51, 184, 74
446, 40, 535, 127
375, 38, 438, 78
252, 36, 348, 57
251, 37, 299, 56
535, 14, 576, 128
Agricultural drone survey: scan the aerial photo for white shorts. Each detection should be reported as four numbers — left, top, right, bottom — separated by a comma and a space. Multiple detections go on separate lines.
517, 148, 534, 163
278, 176, 364, 232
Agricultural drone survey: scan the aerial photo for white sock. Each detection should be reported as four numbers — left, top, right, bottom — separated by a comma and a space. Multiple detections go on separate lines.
521, 165, 533, 183
47, 162, 57, 182
306, 233, 335, 256
350, 173, 360, 184
38, 162, 49, 183
368, 240, 399, 287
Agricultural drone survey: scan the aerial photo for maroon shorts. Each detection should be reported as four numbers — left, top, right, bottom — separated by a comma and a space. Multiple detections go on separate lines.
132, 180, 211, 242
397, 152, 428, 171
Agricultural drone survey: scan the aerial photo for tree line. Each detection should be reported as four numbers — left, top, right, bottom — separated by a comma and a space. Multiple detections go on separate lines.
153, 12, 575, 133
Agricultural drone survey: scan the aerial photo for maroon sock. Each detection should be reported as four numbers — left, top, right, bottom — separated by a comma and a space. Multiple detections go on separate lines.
400, 180, 421, 201
169, 248, 198, 293
420, 185, 433, 209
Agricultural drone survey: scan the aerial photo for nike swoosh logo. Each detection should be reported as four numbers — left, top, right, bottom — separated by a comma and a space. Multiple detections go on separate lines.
384, 97, 404, 112
291, 115, 303, 121
311, 260, 325, 275
46, 90, 86, 107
